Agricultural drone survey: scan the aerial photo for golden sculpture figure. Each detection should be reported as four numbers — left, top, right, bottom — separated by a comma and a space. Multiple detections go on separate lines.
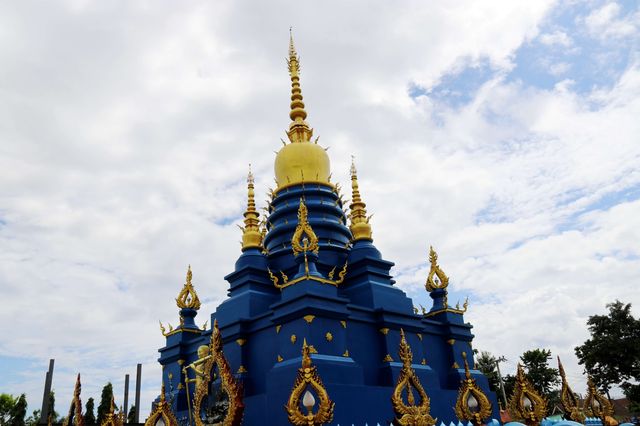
557, 357, 585, 423
144, 381, 179, 426
508, 364, 547, 426
285, 338, 334, 426
391, 329, 436, 426
454, 353, 492, 426
63, 374, 84, 426
584, 377, 616, 426
192, 320, 244, 426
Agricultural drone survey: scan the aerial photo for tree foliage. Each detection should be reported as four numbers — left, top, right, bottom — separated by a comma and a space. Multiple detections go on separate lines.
575, 300, 640, 398
127, 406, 136, 424
83, 398, 95, 425
475, 351, 502, 393
520, 348, 560, 398
9, 394, 27, 426
1, 394, 17, 426
96, 384, 113, 426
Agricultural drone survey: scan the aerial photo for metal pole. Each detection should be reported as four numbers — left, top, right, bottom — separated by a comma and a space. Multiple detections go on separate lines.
495, 358, 508, 409
134, 364, 142, 423
123, 374, 130, 424
39, 359, 55, 424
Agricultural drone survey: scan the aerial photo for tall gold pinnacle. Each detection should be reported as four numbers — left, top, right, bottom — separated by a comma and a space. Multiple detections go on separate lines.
349, 157, 372, 241
286, 29, 313, 144
241, 165, 262, 250
176, 265, 201, 310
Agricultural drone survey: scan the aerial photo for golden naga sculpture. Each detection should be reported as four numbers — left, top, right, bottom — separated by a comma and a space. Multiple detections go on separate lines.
240, 167, 263, 250
584, 377, 616, 425
100, 398, 123, 426
176, 265, 201, 310
144, 380, 179, 426
508, 364, 547, 426
455, 353, 492, 426
557, 357, 585, 423
285, 338, 334, 426
349, 158, 373, 241
425, 246, 449, 292
391, 329, 436, 426
192, 320, 244, 426
63, 374, 84, 426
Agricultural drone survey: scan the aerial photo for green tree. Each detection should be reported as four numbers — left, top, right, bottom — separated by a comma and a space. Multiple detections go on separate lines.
1, 394, 16, 426
9, 394, 27, 426
96, 384, 113, 426
25, 410, 39, 426
503, 374, 516, 400
47, 392, 59, 423
575, 300, 640, 399
126, 406, 135, 424
520, 349, 560, 398
83, 398, 95, 425
475, 351, 501, 392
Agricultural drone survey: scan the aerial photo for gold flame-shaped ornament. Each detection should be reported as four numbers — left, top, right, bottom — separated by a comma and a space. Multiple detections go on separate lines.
558, 357, 585, 423
285, 338, 334, 426
63, 374, 84, 426
291, 199, 319, 256
192, 320, 244, 426
176, 265, 201, 310
144, 380, 179, 426
391, 329, 436, 426
100, 398, 123, 426
425, 246, 449, 292
584, 377, 615, 424
454, 353, 492, 426
508, 364, 547, 426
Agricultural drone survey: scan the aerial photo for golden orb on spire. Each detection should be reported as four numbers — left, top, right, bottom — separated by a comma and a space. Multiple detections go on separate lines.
274, 30, 331, 190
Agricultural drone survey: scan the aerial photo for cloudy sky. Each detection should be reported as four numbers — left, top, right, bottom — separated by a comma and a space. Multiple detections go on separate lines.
1, 0, 639, 418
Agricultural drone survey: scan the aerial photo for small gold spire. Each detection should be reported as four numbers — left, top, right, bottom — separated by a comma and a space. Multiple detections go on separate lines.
176, 265, 201, 310
349, 157, 373, 241
286, 29, 312, 144
241, 165, 263, 250
425, 246, 449, 292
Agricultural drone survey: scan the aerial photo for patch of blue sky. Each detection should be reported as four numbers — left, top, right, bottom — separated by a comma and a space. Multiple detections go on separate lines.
213, 215, 237, 226
0, 355, 41, 391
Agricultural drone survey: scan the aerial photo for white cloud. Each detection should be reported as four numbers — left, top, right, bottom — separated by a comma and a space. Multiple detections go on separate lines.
583, 1, 639, 39
539, 30, 573, 47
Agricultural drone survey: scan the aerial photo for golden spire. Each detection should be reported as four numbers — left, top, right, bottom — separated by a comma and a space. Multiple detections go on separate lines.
558, 357, 585, 423
176, 265, 201, 310
286, 29, 312, 144
425, 246, 449, 292
241, 165, 262, 250
349, 157, 372, 241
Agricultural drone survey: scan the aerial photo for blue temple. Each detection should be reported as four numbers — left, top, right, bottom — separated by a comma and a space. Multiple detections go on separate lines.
157, 35, 499, 426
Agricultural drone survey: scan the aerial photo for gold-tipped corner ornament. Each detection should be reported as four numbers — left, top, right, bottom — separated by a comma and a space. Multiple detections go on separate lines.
425, 246, 449, 292
584, 377, 616, 426
557, 357, 585, 423
144, 380, 179, 426
508, 364, 547, 426
285, 338, 334, 426
100, 398, 123, 426
192, 320, 244, 426
454, 353, 492, 426
63, 374, 84, 426
391, 329, 436, 426
176, 265, 201, 310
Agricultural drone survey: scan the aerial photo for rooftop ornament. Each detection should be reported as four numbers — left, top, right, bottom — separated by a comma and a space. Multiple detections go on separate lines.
62, 374, 84, 426
557, 356, 585, 423
100, 397, 123, 426
508, 364, 547, 426
454, 352, 492, 426
144, 375, 179, 426
176, 265, 201, 310
584, 377, 616, 426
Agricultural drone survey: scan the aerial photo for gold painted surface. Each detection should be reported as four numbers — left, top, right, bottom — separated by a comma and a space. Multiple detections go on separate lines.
291, 199, 319, 256
425, 246, 449, 292
100, 398, 123, 426
303, 315, 315, 324
584, 377, 614, 422
236, 338, 246, 347
454, 353, 492, 426
421, 359, 427, 365
237, 365, 247, 374
558, 356, 586, 423
144, 381, 178, 426
63, 374, 84, 426
276, 325, 282, 333
274, 32, 331, 189
343, 349, 350, 357
325, 332, 333, 342
176, 265, 201, 310
452, 362, 460, 369
340, 320, 347, 328
291, 334, 297, 344
391, 329, 436, 426
417, 333, 423, 341
285, 339, 334, 425
277, 355, 284, 363
192, 320, 244, 426
380, 327, 390, 335
241, 168, 263, 250
349, 158, 373, 241
383, 354, 394, 362
508, 364, 547, 426
447, 339, 456, 345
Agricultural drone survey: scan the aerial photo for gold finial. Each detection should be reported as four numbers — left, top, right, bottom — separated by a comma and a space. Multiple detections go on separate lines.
425, 246, 449, 292
291, 198, 319, 256
558, 357, 586, 423
455, 353, 492, 426
585, 376, 614, 423
349, 157, 373, 241
241, 165, 263, 250
63, 374, 84, 426
286, 29, 313, 144
176, 265, 201, 310
508, 364, 547, 426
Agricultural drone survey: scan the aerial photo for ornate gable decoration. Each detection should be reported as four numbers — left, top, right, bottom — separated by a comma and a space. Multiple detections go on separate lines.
176, 265, 201, 310
63, 374, 84, 426
584, 377, 614, 422
391, 329, 436, 426
508, 364, 547, 426
144, 381, 179, 426
454, 353, 492, 426
291, 199, 319, 256
558, 357, 585, 423
100, 398, 123, 426
425, 246, 449, 292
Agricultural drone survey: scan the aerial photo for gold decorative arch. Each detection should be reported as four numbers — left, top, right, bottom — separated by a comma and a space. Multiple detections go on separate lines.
291, 199, 319, 256
454, 353, 492, 426
508, 364, 547, 426
100, 398, 123, 426
425, 246, 449, 292
558, 357, 585, 423
63, 374, 84, 426
144, 381, 178, 426
391, 329, 436, 426
584, 377, 615, 424
176, 265, 201, 310
285, 338, 334, 425
192, 320, 244, 426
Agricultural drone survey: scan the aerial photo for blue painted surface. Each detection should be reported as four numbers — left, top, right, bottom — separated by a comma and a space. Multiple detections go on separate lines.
158, 182, 499, 425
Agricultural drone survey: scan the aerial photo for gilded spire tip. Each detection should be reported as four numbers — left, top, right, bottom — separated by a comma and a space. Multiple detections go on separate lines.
286, 30, 312, 143
241, 165, 262, 251
348, 157, 372, 241
176, 265, 201, 310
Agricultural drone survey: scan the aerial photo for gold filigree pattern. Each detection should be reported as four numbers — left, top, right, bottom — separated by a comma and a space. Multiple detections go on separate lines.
558, 357, 585, 423
508, 364, 547, 426
291, 199, 319, 256
455, 353, 492, 426
192, 320, 244, 426
584, 377, 614, 422
176, 265, 201, 310
144, 381, 178, 426
391, 329, 436, 426
63, 374, 84, 426
285, 339, 334, 426
425, 246, 449, 292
